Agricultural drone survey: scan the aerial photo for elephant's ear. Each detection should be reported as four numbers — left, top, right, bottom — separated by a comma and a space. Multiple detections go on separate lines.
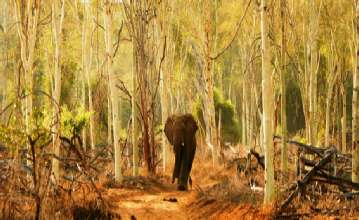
185, 114, 198, 134
164, 116, 175, 145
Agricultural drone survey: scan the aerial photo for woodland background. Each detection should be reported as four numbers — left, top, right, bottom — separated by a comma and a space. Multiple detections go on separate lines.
0, 0, 359, 219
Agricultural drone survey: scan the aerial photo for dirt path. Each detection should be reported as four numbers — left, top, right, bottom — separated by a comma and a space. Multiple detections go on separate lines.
106, 180, 199, 220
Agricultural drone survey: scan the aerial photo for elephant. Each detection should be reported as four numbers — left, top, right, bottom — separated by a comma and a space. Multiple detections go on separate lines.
164, 114, 198, 191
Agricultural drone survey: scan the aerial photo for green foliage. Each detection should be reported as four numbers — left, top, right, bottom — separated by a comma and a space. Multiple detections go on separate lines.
195, 88, 240, 144
61, 105, 92, 138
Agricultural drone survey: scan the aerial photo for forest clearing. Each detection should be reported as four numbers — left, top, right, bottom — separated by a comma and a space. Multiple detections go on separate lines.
1, 0, 359, 219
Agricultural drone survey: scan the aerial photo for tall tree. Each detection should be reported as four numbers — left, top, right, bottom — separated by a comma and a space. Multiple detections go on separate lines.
325, 36, 339, 148
1, 1, 9, 124
51, 0, 65, 180
203, 0, 218, 164
123, 0, 165, 174
352, 0, 359, 183
261, 0, 275, 203
280, 0, 288, 173
341, 70, 347, 153
82, 2, 95, 151
308, 0, 321, 146
159, 0, 171, 173
132, 43, 139, 176
13, 0, 41, 141
104, 0, 122, 182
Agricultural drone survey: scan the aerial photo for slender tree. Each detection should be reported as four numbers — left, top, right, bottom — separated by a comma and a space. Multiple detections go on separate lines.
352, 0, 359, 183
308, 0, 321, 146
104, 0, 122, 182
325, 35, 339, 148
280, 0, 288, 173
261, 0, 275, 203
341, 73, 347, 153
13, 0, 41, 147
83, 2, 95, 151
51, 0, 65, 180
202, 0, 218, 165
1, 1, 9, 124
132, 42, 139, 176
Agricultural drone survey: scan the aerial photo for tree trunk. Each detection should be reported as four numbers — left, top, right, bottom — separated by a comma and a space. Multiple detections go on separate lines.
81, 77, 87, 150
242, 65, 247, 146
203, 1, 218, 165
13, 0, 41, 167
342, 82, 347, 153
352, 0, 359, 183
261, 0, 275, 204
107, 93, 112, 145
104, 0, 122, 182
308, 0, 320, 146
280, 0, 288, 174
51, 0, 65, 181
132, 43, 139, 176
1, 1, 8, 124
325, 40, 339, 148
82, 3, 95, 151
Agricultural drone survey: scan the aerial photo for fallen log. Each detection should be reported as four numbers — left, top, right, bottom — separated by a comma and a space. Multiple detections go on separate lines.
313, 170, 359, 191
342, 192, 359, 199
280, 150, 334, 210
274, 135, 326, 157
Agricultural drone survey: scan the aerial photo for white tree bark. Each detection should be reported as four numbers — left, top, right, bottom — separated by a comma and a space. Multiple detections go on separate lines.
261, 0, 275, 204
51, 0, 65, 181
104, 0, 122, 182
13, 0, 40, 165
352, 0, 359, 183
325, 38, 339, 148
82, 3, 95, 151
308, 0, 321, 146
107, 92, 112, 145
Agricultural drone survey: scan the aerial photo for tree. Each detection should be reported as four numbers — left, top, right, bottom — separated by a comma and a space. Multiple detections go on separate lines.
261, 0, 275, 204
51, 0, 65, 181
1, 1, 9, 124
280, 0, 288, 174
159, 0, 171, 173
324, 36, 339, 149
82, 1, 95, 151
132, 43, 139, 176
308, 0, 321, 146
123, 0, 165, 175
104, 0, 122, 182
353, 0, 359, 183
13, 0, 41, 152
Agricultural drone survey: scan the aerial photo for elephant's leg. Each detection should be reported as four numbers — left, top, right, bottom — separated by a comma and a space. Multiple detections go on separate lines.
178, 145, 196, 191
172, 144, 182, 183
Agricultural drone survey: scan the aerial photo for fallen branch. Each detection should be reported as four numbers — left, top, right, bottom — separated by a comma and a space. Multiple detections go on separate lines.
280, 150, 334, 210
313, 170, 359, 191
274, 135, 326, 157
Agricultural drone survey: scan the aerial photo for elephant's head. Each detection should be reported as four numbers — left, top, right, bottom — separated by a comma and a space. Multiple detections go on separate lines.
164, 114, 198, 147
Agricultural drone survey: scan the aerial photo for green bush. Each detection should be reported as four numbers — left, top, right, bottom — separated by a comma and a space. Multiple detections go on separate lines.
195, 88, 240, 144
61, 105, 92, 138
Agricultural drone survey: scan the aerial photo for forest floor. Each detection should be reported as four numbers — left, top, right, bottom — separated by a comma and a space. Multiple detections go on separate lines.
100, 152, 270, 220
2, 144, 359, 219
104, 177, 269, 220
